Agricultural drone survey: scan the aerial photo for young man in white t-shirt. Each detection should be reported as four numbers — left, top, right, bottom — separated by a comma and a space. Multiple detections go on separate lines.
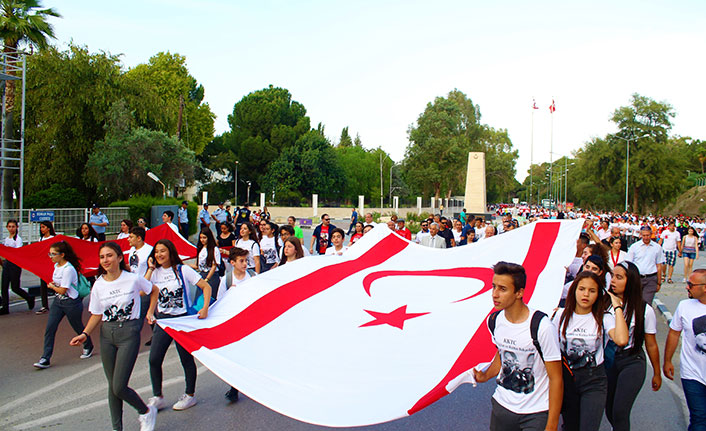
473, 262, 563, 431
664, 268, 706, 430
128, 226, 155, 336
659, 221, 682, 284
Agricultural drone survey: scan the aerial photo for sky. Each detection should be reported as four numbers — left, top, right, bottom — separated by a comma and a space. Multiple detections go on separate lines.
48, 0, 706, 181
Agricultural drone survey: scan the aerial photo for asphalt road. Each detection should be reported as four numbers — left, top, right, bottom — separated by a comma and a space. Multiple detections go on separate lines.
0, 226, 691, 430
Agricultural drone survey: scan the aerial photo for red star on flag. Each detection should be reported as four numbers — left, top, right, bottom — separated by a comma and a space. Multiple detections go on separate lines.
360, 305, 429, 330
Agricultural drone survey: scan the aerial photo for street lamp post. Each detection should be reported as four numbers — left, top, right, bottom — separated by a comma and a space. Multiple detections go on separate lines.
245, 180, 251, 205
147, 172, 165, 199
614, 133, 648, 212
234, 161, 238, 206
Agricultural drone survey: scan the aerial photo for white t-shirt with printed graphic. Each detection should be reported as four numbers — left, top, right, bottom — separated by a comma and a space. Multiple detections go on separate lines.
89, 271, 152, 322
128, 244, 153, 278
670, 299, 706, 386
259, 236, 279, 264
151, 265, 202, 315
608, 304, 657, 349
490, 309, 562, 414
235, 238, 260, 269
660, 230, 681, 252
53, 262, 79, 299
198, 247, 221, 272
552, 310, 615, 369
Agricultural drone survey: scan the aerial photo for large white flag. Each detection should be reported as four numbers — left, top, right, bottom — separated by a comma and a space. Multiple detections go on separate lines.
159, 220, 583, 427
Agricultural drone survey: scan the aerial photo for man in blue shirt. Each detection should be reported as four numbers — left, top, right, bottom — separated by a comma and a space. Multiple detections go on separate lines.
178, 201, 189, 239
347, 208, 358, 235
89, 204, 109, 241
211, 202, 228, 230
199, 203, 211, 231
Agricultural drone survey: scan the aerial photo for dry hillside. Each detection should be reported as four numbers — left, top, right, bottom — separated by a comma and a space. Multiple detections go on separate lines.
661, 185, 706, 216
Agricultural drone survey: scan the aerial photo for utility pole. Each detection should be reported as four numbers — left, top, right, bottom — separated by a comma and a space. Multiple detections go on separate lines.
379, 152, 383, 210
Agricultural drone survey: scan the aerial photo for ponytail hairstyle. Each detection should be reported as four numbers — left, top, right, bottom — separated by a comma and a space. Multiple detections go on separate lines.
96, 242, 129, 276
50, 241, 82, 272
196, 228, 218, 267
615, 261, 646, 354
40, 220, 56, 237
6, 219, 18, 241
560, 271, 606, 340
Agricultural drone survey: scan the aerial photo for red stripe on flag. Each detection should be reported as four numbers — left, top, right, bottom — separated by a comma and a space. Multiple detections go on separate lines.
164, 233, 410, 353
407, 222, 561, 415
363, 268, 495, 301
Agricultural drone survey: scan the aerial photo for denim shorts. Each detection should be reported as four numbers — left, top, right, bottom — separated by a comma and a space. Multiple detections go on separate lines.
683, 251, 696, 260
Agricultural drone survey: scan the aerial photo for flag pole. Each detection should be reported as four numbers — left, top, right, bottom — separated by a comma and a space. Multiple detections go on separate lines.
549, 98, 555, 206
530, 100, 534, 206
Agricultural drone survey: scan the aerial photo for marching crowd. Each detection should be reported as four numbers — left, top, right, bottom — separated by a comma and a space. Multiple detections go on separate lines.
0, 203, 704, 431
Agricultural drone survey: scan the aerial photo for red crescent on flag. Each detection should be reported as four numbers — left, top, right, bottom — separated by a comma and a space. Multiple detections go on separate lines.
407, 221, 560, 414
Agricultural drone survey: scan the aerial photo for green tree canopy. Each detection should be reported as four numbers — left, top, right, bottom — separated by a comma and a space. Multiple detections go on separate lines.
85, 100, 195, 202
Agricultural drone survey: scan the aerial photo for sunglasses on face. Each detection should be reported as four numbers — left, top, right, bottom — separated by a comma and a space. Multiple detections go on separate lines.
686, 281, 706, 288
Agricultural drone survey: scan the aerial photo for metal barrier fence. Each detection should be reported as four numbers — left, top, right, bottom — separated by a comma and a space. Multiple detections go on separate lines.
0, 207, 129, 243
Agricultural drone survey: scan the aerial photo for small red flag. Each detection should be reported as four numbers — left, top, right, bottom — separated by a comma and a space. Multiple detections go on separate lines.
549, 99, 556, 113
532, 99, 539, 110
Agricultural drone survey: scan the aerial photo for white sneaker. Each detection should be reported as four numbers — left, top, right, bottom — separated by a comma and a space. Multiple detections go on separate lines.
80, 347, 93, 359
138, 405, 157, 431
147, 396, 167, 411
172, 393, 197, 410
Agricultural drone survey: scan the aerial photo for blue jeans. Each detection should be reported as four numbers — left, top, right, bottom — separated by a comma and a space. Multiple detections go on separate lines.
42, 296, 93, 360
683, 379, 706, 431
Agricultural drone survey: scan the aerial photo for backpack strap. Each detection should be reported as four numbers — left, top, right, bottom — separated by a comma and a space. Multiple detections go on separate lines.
530, 310, 548, 362
487, 310, 500, 335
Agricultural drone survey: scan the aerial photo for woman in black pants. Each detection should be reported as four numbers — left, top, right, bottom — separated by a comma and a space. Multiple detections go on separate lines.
605, 261, 662, 431
0, 219, 34, 314
145, 239, 211, 411
33, 241, 93, 369
190, 228, 220, 303
553, 271, 629, 431
70, 242, 158, 431
35, 221, 56, 314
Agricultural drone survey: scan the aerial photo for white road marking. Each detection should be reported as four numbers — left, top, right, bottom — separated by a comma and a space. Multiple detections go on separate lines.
11, 366, 207, 430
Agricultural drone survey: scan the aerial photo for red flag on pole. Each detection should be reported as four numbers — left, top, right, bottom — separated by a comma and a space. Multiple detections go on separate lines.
549, 99, 556, 113
532, 98, 539, 110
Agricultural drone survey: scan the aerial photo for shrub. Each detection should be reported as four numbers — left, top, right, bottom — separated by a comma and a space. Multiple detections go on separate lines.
25, 184, 88, 209
406, 211, 431, 223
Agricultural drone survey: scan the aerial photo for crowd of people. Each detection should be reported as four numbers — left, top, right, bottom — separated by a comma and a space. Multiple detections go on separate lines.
0, 203, 704, 431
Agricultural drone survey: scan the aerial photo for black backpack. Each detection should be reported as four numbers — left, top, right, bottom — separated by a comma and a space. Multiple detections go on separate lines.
488, 310, 548, 360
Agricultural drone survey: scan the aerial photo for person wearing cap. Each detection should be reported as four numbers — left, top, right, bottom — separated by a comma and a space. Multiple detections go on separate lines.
395, 219, 412, 241
625, 225, 665, 304
199, 204, 211, 231
211, 202, 228, 231
89, 204, 109, 242
178, 201, 189, 239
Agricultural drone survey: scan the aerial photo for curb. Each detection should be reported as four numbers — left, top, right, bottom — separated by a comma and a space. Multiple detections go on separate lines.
653, 297, 673, 325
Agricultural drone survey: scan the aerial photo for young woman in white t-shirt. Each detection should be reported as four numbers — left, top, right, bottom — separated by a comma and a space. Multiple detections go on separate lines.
0, 219, 33, 313
76, 222, 99, 242
258, 221, 279, 272
236, 222, 261, 273
605, 261, 662, 430
35, 221, 56, 314
69, 241, 159, 431
553, 271, 628, 431
116, 219, 133, 240
189, 229, 221, 302
33, 241, 94, 369
279, 237, 305, 266
145, 239, 212, 412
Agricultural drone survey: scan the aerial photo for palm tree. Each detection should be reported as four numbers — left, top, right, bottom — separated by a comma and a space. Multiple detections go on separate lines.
0, 0, 60, 208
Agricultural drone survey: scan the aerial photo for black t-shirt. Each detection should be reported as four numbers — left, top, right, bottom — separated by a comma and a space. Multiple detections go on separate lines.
438, 228, 454, 248
236, 208, 251, 225
217, 233, 236, 248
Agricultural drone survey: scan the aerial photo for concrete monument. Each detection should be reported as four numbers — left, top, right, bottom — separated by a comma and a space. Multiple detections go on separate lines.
463, 152, 487, 214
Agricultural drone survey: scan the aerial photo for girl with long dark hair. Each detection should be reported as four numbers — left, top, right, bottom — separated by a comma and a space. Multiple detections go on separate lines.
605, 261, 662, 430
236, 222, 260, 273
116, 219, 133, 240
553, 271, 628, 431
0, 219, 33, 314
70, 242, 158, 431
76, 222, 99, 242
681, 225, 699, 282
145, 239, 211, 412
35, 221, 56, 314
259, 221, 280, 272
33, 241, 93, 369
190, 228, 221, 298
279, 237, 305, 266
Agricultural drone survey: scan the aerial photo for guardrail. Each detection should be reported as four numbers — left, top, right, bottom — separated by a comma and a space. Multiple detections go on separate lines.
0, 207, 129, 243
